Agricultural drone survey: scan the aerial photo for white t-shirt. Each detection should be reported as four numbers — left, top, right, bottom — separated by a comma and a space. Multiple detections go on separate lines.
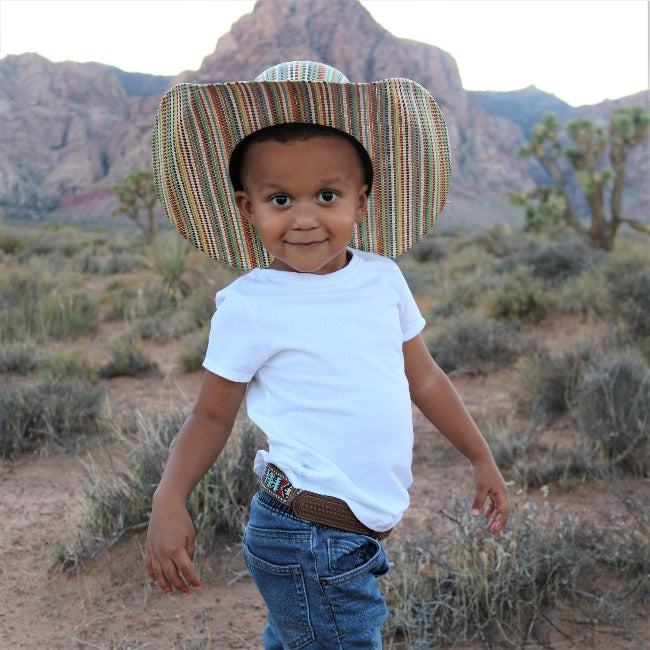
203, 249, 425, 531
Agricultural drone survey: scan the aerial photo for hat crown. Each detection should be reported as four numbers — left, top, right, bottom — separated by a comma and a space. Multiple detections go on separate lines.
255, 61, 349, 83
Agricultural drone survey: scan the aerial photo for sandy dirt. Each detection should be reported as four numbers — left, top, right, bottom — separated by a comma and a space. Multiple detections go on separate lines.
0, 315, 647, 648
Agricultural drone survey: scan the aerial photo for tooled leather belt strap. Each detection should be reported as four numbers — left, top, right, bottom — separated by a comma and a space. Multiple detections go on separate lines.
260, 464, 391, 540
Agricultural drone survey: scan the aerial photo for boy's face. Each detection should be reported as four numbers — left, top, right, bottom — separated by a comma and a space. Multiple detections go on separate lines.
234, 136, 368, 274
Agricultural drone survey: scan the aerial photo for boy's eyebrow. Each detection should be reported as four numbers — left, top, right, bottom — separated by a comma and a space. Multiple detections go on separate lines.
255, 176, 352, 192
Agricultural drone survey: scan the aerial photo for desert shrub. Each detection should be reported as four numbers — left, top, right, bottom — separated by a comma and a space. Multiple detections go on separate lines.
0, 341, 37, 373
0, 375, 104, 457
465, 222, 525, 258
135, 309, 196, 341
426, 311, 522, 374
430, 268, 498, 318
484, 265, 556, 324
40, 288, 98, 339
602, 237, 649, 281
183, 279, 223, 327
383, 496, 649, 647
609, 269, 650, 342
483, 417, 594, 489
0, 227, 28, 254
399, 260, 439, 295
556, 267, 607, 315
443, 243, 495, 276
383, 500, 588, 647
72, 248, 141, 275
37, 348, 98, 380
101, 280, 176, 322
177, 327, 210, 372
55, 411, 265, 570
26, 225, 86, 258
0, 262, 98, 341
98, 336, 160, 378
144, 232, 192, 304
498, 237, 595, 285
0, 262, 53, 341
514, 346, 595, 420
572, 352, 649, 476
407, 235, 448, 263
511, 455, 592, 490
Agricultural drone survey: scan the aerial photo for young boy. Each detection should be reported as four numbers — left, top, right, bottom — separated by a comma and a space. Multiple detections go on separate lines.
147, 61, 509, 648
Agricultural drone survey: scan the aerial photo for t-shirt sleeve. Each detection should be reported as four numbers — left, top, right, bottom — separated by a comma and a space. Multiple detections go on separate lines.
393, 263, 426, 342
202, 289, 267, 383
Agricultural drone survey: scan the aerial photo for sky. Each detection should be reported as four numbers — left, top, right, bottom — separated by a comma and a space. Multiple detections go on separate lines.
0, 0, 648, 107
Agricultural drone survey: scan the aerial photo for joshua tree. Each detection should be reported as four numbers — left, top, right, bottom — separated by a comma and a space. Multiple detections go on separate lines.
112, 169, 158, 244
511, 105, 650, 250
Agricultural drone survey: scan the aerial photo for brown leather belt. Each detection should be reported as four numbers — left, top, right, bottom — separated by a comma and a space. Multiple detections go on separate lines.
260, 464, 391, 540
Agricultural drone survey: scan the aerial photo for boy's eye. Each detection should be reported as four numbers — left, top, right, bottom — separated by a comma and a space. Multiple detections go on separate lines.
270, 194, 291, 207
317, 190, 337, 203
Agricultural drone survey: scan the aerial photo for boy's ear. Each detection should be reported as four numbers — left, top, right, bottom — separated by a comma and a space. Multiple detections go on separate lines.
235, 191, 254, 224
355, 184, 369, 224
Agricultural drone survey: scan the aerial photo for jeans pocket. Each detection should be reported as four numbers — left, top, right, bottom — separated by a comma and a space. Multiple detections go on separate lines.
327, 537, 377, 574
243, 543, 315, 649
321, 535, 389, 586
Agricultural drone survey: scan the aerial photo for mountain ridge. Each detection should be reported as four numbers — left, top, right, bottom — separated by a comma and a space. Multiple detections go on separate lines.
1, 0, 647, 228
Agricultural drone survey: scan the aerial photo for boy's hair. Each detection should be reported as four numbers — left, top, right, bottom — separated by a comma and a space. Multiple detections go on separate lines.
229, 123, 373, 194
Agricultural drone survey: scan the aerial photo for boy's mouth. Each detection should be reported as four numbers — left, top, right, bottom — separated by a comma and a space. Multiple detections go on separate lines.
286, 239, 326, 247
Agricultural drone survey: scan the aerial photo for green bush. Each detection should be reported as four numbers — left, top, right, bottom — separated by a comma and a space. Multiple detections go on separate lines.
485, 265, 556, 324
426, 311, 523, 374
0, 375, 104, 457
573, 352, 649, 476
98, 336, 160, 378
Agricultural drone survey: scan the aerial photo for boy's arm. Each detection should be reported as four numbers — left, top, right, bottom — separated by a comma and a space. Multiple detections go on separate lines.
403, 334, 509, 534
146, 370, 247, 595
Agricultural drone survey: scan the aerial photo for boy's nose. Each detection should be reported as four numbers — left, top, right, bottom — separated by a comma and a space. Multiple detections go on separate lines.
290, 208, 319, 229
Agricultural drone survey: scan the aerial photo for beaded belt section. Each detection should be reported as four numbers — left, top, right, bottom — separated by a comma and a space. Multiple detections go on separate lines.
260, 464, 391, 540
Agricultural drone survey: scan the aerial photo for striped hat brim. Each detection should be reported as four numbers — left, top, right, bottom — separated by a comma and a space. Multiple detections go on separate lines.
152, 67, 450, 269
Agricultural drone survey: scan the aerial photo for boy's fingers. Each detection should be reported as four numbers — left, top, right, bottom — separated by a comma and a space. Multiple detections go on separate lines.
487, 492, 510, 534
186, 534, 196, 562
175, 550, 201, 589
148, 554, 174, 594
470, 489, 488, 517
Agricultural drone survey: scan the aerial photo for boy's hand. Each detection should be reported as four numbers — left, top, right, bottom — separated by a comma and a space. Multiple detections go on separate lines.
470, 456, 510, 534
146, 499, 201, 596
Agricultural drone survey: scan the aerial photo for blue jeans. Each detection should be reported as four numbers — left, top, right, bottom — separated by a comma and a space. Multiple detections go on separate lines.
243, 491, 390, 649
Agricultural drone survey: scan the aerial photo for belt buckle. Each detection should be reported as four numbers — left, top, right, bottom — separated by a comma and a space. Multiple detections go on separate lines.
261, 464, 300, 506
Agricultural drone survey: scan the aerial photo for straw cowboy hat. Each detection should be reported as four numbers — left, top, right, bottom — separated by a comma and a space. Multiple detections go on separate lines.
152, 60, 450, 269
